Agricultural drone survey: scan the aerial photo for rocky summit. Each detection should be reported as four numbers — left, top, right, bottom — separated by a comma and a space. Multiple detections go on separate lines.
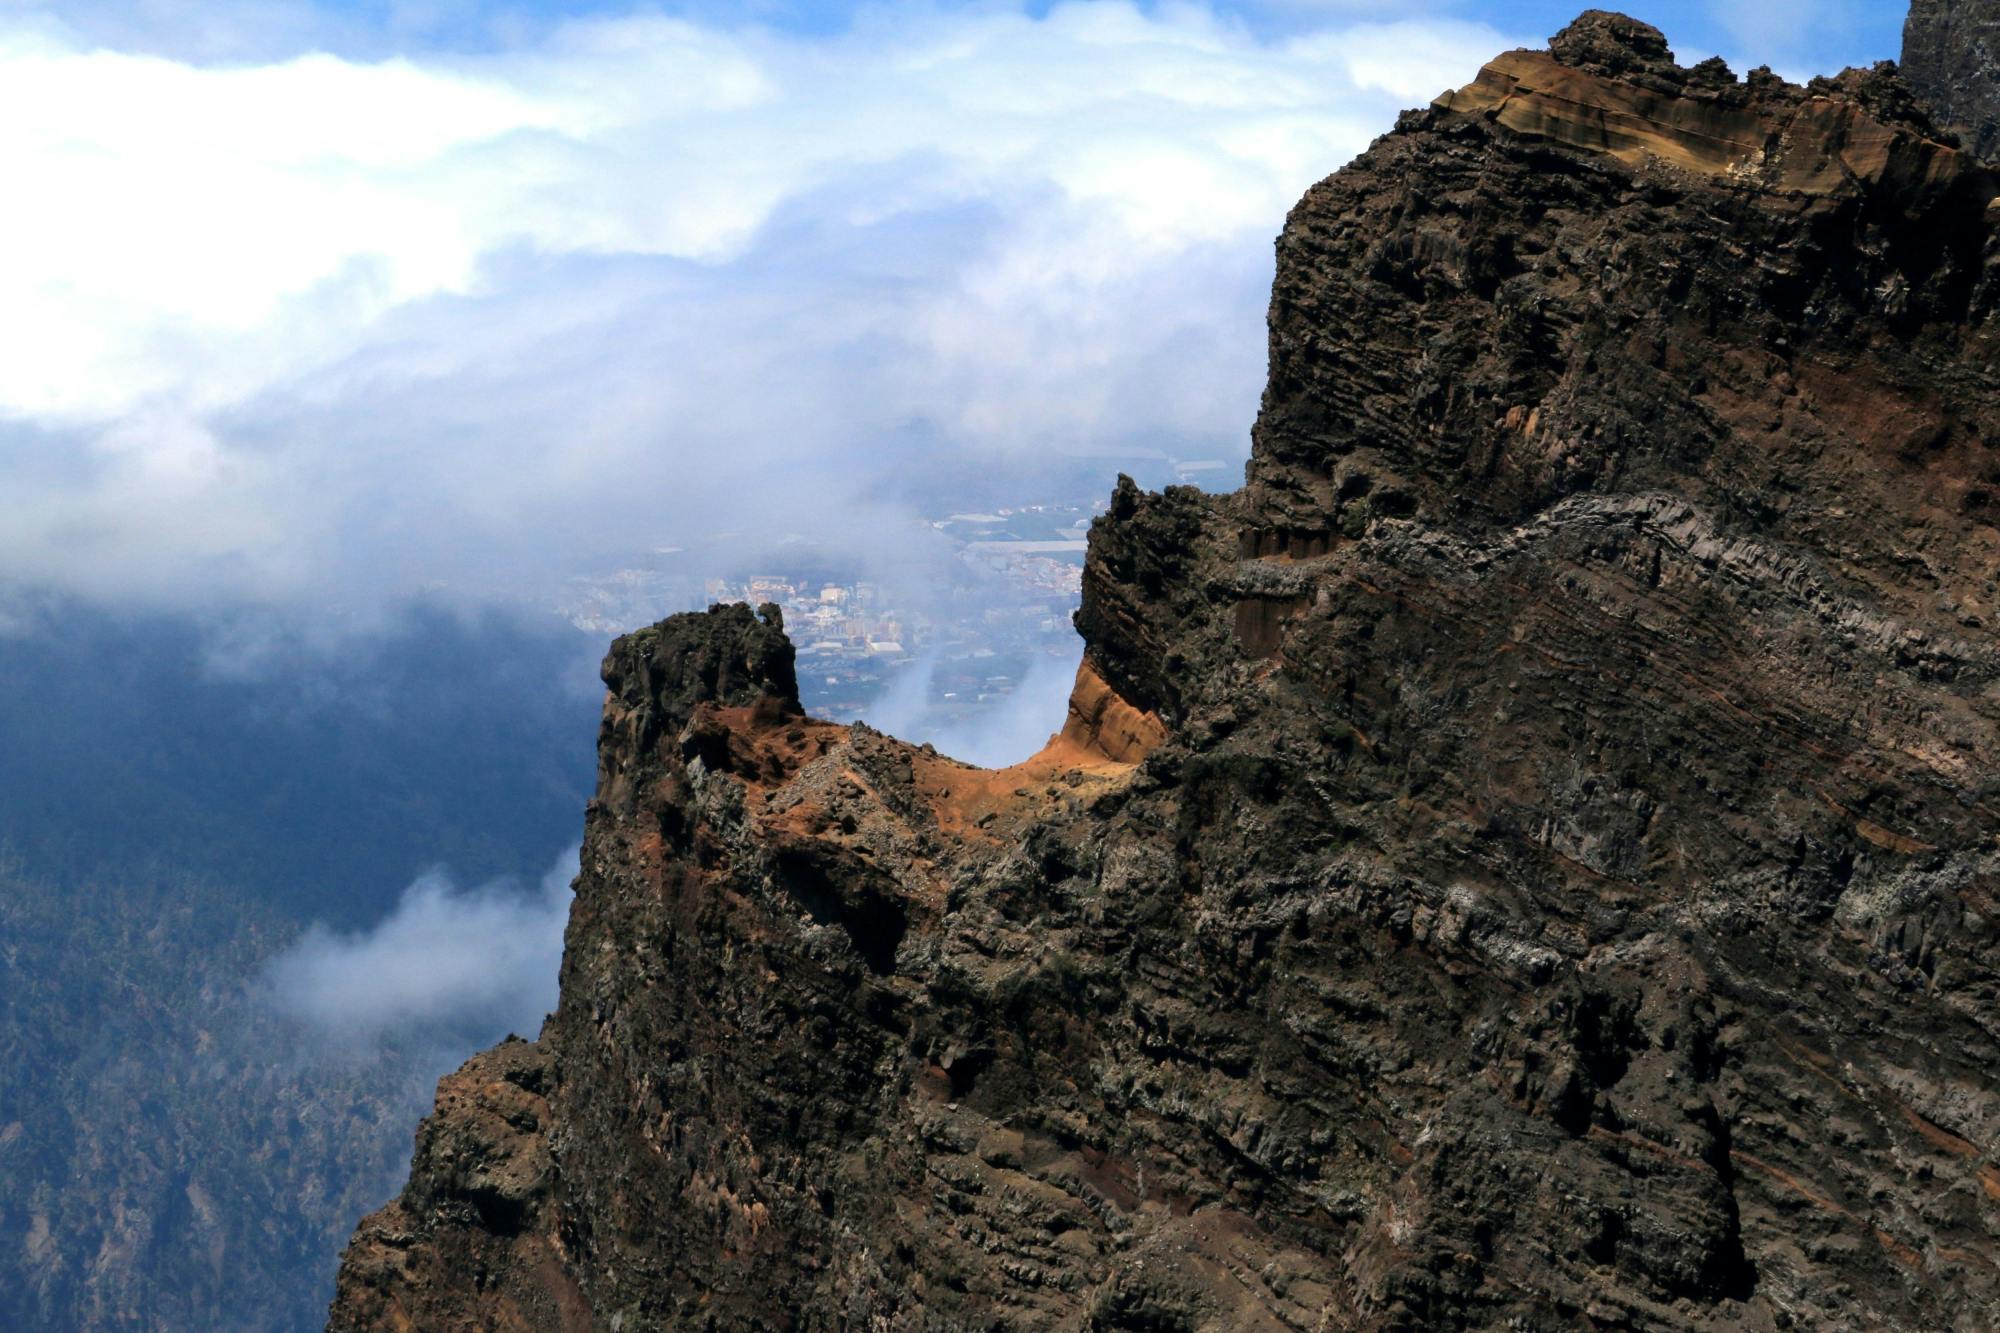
331, 11, 2000, 1331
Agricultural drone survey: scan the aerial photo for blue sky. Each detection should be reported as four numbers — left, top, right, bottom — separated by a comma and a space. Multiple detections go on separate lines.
0, 0, 1920, 611
13, 1, 1907, 78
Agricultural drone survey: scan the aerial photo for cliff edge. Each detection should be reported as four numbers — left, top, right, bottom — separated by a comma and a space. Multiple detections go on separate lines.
332, 13, 2000, 1330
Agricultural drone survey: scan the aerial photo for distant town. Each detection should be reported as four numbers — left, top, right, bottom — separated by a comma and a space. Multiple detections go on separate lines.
559, 499, 1106, 723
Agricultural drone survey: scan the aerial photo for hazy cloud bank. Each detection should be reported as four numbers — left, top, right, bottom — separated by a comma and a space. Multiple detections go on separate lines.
0, 2, 1899, 618
0, 3, 1522, 611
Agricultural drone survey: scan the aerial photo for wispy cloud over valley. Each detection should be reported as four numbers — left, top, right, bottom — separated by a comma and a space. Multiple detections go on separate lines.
265, 851, 577, 1046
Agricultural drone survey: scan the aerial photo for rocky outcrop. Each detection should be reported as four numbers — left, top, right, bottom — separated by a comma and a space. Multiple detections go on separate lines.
1445, 16, 1968, 199
333, 12, 2000, 1330
1905, 0, 2000, 158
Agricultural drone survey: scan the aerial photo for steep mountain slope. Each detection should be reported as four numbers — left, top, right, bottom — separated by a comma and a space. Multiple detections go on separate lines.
333, 13, 2000, 1330
1905, 0, 2000, 157
0, 603, 600, 1330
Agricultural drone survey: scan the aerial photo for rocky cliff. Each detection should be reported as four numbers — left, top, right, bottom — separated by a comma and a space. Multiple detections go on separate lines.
1905, 0, 2000, 158
331, 12, 2000, 1330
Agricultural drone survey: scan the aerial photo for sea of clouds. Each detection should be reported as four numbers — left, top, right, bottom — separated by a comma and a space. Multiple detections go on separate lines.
0, 3, 1529, 608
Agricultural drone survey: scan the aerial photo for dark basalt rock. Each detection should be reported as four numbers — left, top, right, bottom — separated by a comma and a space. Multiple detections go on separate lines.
332, 11, 2000, 1331
1905, 0, 2000, 157
1546, 9, 1675, 80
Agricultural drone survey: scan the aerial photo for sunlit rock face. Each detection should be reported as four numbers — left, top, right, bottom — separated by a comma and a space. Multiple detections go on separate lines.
1905, 0, 2000, 159
332, 12, 2000, 1330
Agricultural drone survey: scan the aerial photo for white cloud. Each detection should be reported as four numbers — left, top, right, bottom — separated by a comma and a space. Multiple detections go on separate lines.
0, 2, 1519, 607
265, 851, 574, 1043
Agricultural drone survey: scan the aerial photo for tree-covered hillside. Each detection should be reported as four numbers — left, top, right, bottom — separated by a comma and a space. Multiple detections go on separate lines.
0, 600, 601, 1328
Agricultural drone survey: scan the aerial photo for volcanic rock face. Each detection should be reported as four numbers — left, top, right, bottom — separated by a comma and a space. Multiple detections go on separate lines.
332, 14, 2000, 1331
1905, 0, 2000, 159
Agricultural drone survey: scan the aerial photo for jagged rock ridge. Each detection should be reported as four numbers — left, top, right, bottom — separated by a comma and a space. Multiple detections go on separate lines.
332, 12, 2000, 1330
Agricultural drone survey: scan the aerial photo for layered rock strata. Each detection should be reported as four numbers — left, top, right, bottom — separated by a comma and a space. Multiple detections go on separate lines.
333, 13, 2000, 1330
